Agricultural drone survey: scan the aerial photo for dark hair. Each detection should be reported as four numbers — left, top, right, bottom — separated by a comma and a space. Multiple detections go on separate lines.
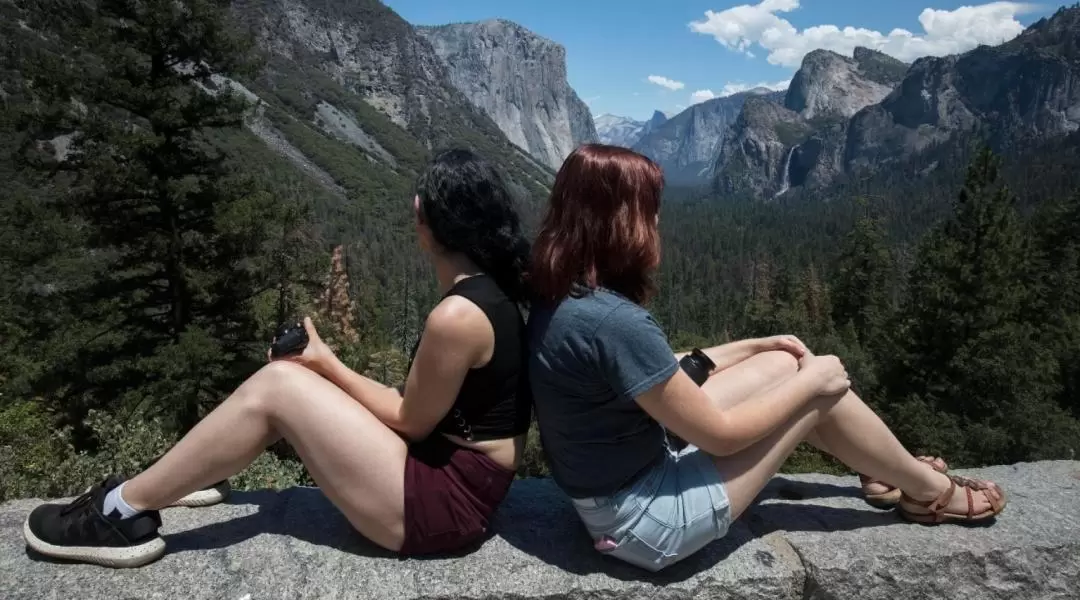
531, 144, 664, 305
415, 148, 531, 304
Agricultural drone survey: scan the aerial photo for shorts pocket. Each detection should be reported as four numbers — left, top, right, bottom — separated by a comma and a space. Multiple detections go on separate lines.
605, 530, 680, 573
605, 509, 722, 572
573, 495, 640, 535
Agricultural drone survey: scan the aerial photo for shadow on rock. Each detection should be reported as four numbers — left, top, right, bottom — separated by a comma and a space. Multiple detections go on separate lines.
162, 488, 400, 560
495, 477, 902, 583
758, 476, 864, 502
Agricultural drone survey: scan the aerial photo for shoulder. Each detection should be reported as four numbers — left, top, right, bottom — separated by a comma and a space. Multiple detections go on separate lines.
424, 295, 491, 346
592, 291, 661, 333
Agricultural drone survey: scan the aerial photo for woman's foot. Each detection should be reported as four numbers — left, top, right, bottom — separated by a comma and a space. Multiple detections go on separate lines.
898, 473, 1006, 524
860, 456, 948, 508
24, 476, 166, 568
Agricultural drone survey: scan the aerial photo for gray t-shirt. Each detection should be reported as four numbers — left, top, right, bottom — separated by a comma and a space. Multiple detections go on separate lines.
527, 287, 679, 499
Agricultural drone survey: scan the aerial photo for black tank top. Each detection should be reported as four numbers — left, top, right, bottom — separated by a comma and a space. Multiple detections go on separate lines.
407, 274, 532, 441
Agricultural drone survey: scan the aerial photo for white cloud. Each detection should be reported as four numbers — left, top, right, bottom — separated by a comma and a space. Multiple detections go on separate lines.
690, 89, 717, 104
689, 0, 1036, 68
647, 75, 685, 90
719, 79, 791, 97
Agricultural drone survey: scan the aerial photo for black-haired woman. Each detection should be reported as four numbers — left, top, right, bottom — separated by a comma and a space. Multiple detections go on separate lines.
23, 149, 534, 567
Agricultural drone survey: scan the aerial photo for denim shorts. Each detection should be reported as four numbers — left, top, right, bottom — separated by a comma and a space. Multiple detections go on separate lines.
570, 443, 732, 572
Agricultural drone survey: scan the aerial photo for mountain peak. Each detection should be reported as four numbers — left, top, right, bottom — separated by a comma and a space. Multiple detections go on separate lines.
785, 44, 905, 121
802, 48, 846, 66
1013, 4, 1080, 48
417, 18, 595, 169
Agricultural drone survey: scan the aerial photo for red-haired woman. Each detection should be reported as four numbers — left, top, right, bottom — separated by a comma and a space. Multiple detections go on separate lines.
526, 144, 1006, 573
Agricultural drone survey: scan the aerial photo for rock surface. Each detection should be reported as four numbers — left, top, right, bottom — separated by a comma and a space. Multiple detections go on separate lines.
713, 6, 1080, 198
784, 48, 907, 122
595, 113, 649, 147
3, 461, 1077, 599
635, 88, 783, 185
227, 0, 554, 200
713, 96, 809, 198
417, 19, 598, 170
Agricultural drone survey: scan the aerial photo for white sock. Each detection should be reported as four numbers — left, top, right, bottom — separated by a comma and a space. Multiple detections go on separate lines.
103, 482, 142, 519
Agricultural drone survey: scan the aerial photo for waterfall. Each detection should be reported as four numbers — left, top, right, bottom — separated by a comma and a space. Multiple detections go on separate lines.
774, 146, 796, 198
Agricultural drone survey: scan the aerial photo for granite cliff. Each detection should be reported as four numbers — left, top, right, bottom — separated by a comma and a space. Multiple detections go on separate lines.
845, 6, 1080, 175
714, 6, 1080, 199
417, 19, 598, 170
635, 88, 784, 185
713, 47, 907, 198
223, 0, 555, 201
786, 47, 908, 122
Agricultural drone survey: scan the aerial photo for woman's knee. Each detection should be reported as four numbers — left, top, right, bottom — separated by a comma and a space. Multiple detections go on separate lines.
241, 360, 315, 413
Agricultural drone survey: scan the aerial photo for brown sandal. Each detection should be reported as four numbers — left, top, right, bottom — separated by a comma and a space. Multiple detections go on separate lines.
897, 474, 1007, 524
860, 456, 948, 509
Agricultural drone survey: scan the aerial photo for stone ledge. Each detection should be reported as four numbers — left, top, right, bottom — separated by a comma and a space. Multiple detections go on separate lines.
1, 461, 1078, 600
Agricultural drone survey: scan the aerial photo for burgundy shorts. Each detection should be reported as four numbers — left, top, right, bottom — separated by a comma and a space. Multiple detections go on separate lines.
400, 434, 516, 555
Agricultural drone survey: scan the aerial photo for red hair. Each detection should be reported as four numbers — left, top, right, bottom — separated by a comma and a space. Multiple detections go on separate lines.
531, 144, 664, 305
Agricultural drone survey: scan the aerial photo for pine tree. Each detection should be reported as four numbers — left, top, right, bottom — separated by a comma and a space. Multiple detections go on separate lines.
1031, 191, 1080, 419
18, 0, 274, 433
264, 178, 324, 331
888, 147, 1077, 464
832, 199, 895, 357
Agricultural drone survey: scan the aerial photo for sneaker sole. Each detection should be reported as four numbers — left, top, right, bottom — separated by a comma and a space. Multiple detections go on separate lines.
167, 482, 230, 507
23, 519, 165, 568
83, 481, 230, 508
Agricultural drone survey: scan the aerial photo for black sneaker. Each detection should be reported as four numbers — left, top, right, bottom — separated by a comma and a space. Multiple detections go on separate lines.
24, 476, 165, 568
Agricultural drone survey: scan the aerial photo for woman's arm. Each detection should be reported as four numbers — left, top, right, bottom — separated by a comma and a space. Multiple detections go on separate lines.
635, 354, 848, 457
673, 340, 765, 373
674, 335, 811, 375
282, 299, 491, 441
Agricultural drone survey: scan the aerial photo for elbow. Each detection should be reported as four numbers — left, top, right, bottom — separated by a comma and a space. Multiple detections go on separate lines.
674, 417, 745, 458
396, 422, 432, 443
697, 438, 742, 458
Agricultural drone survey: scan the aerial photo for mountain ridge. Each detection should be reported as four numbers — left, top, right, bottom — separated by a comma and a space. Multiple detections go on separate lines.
416, 19, 598, 170
713, 6, 1080, 199
634, 88, 785, 186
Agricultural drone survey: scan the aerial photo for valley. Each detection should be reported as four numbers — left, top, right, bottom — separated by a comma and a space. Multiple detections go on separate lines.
1, 0, 1078, 499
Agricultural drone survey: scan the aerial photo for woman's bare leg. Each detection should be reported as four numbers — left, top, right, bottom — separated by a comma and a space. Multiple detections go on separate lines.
694, 351, 1001, 520
119, 361, 409, 551
699, 351, 831, 453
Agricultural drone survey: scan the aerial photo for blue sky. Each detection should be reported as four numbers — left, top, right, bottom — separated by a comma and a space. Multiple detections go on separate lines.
384, 1, 1063, 121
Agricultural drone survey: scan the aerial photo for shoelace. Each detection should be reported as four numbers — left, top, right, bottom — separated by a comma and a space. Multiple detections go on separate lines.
59, 479, 110, 538
59, 487, 98, 517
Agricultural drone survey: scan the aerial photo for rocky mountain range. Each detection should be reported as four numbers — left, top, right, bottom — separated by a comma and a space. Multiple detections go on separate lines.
633, 88, 785, 185
714, 47, 909, 198
714, 6, 1080, 199
595, 110, 669, 148
417, 19, 598, 171
231, 0, 557, 202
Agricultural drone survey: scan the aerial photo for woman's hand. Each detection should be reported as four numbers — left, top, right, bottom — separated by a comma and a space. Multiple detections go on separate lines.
798, 354, 850, 396
268, 317, 337, 376
757, 335, 811, 359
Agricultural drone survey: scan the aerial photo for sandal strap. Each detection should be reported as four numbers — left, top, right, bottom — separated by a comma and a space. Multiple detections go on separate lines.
950, 475, 1005, 515
927, 477, 956, 522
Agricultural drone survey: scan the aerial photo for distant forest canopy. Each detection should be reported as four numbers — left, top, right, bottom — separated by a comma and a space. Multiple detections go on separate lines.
1, 0, 1078, 500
